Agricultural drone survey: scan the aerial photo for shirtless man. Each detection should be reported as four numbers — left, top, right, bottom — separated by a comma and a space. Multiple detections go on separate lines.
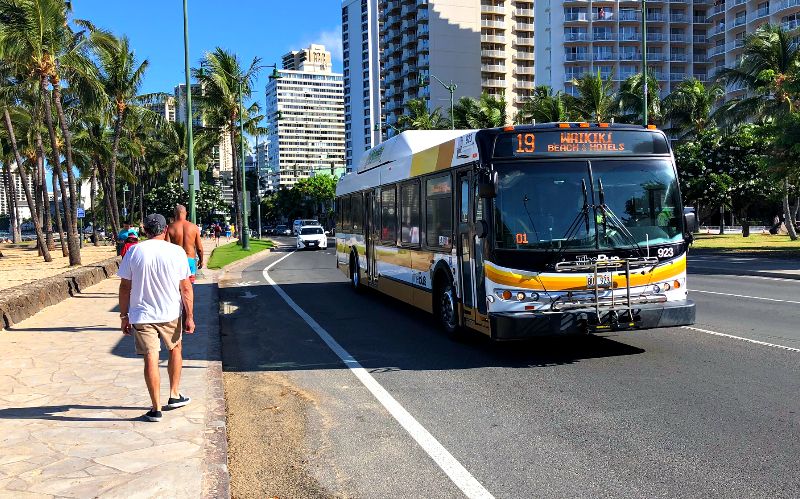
166, 205, 204, 283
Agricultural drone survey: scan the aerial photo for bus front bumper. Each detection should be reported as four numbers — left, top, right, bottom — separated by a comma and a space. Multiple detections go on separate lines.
489, 300, 696, 340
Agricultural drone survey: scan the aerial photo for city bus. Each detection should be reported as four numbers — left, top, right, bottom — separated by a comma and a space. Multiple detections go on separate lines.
334, 123, 696, 339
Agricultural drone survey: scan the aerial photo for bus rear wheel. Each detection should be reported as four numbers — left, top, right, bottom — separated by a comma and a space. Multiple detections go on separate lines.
435, 279, 459, 337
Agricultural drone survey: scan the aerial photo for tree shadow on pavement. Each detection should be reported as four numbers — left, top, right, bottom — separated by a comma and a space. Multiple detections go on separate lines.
0, 405, 144, 421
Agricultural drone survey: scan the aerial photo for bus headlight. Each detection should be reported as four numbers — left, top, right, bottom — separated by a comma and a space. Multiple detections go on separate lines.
516, 292, 526, 301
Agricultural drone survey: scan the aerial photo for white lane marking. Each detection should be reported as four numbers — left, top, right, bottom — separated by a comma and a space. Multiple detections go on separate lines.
691, 289, 800, 305
263, 251, 494, 499
681, 326, 800, 353
690, 269, 800, 284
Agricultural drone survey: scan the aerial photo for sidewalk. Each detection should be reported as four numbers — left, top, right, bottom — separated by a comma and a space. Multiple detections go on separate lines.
0, 271, 227, 498
689, 252, 800, 280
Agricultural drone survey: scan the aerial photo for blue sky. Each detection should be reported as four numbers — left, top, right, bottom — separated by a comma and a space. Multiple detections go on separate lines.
71, 0, 344, 96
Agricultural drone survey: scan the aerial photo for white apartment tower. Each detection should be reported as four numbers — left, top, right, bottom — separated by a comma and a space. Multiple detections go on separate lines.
343, 0, 382, 172
266, 46, 346, 189
143, 95, 176, 122
0, 165, 26, 217
283, 44, 333, 72
534, 0, 714, 97
379, 0, 535, 131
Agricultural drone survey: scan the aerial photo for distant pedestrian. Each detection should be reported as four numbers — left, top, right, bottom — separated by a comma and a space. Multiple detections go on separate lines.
166, 204, 204, 284
118, 213, 194, 422
120, 232, 139, 258
213, 223, 222, 246
225, 224, 232, 241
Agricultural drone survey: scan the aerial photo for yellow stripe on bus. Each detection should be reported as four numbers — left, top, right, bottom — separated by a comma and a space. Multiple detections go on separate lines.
485, 255, 686, 291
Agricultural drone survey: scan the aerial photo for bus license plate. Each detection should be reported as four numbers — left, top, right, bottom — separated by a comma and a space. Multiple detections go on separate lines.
587, 274, 612, 288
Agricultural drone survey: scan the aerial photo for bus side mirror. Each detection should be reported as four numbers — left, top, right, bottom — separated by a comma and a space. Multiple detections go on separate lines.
476, 219, 488, 239
479, 171, 497, 198
684, 211, 698, 234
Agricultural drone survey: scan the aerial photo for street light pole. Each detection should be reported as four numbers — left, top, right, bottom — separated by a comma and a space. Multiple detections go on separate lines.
642, 0, 649, 126
182, 0, 197, 223
238, 79, 250, 250
255, 134, 261, 239
419, 74, 457, 129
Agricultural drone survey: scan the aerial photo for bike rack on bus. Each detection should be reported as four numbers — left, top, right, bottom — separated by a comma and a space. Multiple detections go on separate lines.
554, 257, 662, 330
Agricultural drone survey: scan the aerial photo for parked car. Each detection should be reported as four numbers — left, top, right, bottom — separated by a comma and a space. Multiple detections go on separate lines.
262, 225, 274, 236
275, 224, 290, 236
296, 225, 327, 250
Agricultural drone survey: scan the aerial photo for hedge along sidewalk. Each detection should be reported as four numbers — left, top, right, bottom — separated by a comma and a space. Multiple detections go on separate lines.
206, 239, 273, 269
0, 256, 121, 331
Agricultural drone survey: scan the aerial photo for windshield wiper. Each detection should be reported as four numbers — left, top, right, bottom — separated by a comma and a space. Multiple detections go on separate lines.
596, 179, 648, 260
545, 179, 591, 269
522, 194, 541, 243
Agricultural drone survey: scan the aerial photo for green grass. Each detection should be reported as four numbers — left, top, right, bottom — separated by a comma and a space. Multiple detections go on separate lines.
206, 239, 273, 269
691, 233, 800, 257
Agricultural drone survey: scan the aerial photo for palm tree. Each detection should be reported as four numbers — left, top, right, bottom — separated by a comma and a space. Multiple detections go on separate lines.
150, 121, 216, 185
397, 98, 448, 131
716, 24, 800, 240
565, 71, 616, 122
91, 31, 149, 233
194, 47, 262, 240
0, 0, 104, 265
614, 72, 662, 125
662, 78, 724, 139
515, 85, 573, 124
453, 93, 507, 129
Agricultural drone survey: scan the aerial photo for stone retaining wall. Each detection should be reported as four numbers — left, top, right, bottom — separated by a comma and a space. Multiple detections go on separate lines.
0, 256, 120, 330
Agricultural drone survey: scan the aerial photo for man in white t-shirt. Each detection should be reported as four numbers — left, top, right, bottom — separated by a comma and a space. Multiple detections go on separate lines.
118, 213, 195, 422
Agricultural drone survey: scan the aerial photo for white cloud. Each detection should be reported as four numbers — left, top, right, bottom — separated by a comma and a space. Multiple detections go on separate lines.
296, 26, 343, 62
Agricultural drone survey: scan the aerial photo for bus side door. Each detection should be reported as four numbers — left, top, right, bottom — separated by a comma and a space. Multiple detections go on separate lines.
456, 169, 477, 323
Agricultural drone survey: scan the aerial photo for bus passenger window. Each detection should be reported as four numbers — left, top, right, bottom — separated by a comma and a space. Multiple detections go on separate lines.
426, 175, 453, 248
351, 193, 363, 232
342, 196, 351, 232
400, 182, 420, 245
380, 186, 397, 243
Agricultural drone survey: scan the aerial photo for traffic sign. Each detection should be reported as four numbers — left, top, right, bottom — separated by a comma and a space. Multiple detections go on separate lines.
76, 208, 85, 219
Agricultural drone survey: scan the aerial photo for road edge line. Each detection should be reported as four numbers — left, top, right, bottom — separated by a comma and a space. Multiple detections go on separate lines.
681, 326, 800, 353
263, 251, 495, 499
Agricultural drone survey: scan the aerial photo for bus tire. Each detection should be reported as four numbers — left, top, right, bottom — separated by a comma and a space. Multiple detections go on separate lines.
434, 276, 460, 338
349, 253, 363, 293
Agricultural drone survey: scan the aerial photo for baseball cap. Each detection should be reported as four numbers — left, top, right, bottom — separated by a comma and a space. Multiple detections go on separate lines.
143, 214, 167, 236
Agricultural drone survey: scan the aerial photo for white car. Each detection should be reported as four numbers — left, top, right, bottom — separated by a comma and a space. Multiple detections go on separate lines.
296, 225, 327, 250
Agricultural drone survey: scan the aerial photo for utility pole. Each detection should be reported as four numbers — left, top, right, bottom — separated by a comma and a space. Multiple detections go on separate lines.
642, 0, 649, 126
255, 135, 261, 239
182, 0, 197, 223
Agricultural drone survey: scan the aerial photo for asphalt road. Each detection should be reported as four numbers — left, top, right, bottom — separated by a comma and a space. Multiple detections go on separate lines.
221, 238, 800, 498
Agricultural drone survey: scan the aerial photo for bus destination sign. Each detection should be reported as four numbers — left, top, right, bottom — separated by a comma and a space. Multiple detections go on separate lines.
494, 129, 669, 158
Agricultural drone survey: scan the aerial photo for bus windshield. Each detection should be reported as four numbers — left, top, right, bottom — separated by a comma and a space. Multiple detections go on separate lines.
494, 159, 683, 251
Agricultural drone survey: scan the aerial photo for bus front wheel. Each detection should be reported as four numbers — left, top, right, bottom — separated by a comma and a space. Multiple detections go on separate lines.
349, 254, 362, 292
435, 278, 459, 337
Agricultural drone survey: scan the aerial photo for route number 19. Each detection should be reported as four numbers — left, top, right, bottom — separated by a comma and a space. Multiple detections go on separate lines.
516, 133, 535, 153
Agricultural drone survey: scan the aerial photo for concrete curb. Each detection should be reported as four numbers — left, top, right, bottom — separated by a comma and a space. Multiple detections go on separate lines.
199, 268, 231, 499
0, 256, 121, 330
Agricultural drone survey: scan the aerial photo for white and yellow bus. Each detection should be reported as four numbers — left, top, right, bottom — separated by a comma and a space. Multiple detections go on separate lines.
335, 123, 696, 339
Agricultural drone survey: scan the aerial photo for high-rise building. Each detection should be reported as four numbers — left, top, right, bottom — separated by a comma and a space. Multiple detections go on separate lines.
282, 44, 333, 72
0, 165, 26, 217
143, 94, 176, 122
378, 0, 534, 132
534, 0, 712, 97
174, 84, 204, 127
342, 0, 382, 172
266, 46, 346, 189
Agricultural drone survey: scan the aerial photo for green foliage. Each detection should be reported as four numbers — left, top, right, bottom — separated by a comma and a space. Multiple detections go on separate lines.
453, 93, 506, 129
564, 70, 616, 122
397, 98, 448, 131
515, 86, 573, 124
143, 182, 228, 223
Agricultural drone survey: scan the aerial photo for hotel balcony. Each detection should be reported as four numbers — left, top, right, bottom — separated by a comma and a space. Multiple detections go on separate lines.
516, 37, 535, 45
482, 49, 506, 57
693, 15, 711, 23
564, 53, 591, 61
515, 51, 535, 60
619, 12, 641, 21
481, 64, 506, 73
482, 78, 506, 88
709, 24, 726, 37
565, 13, 589, 21
593, 52, 617, 61
669, 53, 689, 61
516, 22, 535, 31
514, 80, 537, 90
619, 52, 642, 61
514, 66, 535, 75
693, 35, 708, 43
515, 8, 535, 16
481, 34, 506, 43
564, 32, 590, 42
693, 54, 708, 62
481, 19, 506, 28
670, 33, 689, 42
481, 4, 505, 14
670, 14, 690, 22
619, 32, 642, 41
593, 32, 615, 41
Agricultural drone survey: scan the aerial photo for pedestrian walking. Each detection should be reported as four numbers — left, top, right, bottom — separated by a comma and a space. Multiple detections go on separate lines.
118, 213, 194, 422
213, 223, 222, 246
166, 204, 204, 284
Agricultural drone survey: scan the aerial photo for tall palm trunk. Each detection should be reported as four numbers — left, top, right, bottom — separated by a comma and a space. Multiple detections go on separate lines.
108, 111, 124, 227
35, 132, 55, 250
230, 127, 244, 243
51, 171, 68, 256
2, 160, 21, 243
783, 178, 797, 240
98, 161, 118, 234
90, 168, 99, 246
44, 77, 81, 266
3, 108, 51, 261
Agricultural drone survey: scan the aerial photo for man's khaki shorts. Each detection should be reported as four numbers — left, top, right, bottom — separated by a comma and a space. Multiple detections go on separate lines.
132, 319, 182, 355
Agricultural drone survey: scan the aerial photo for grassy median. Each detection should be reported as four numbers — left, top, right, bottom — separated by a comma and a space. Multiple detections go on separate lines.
691, 233, 800, 256
206, 239, 273, 269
